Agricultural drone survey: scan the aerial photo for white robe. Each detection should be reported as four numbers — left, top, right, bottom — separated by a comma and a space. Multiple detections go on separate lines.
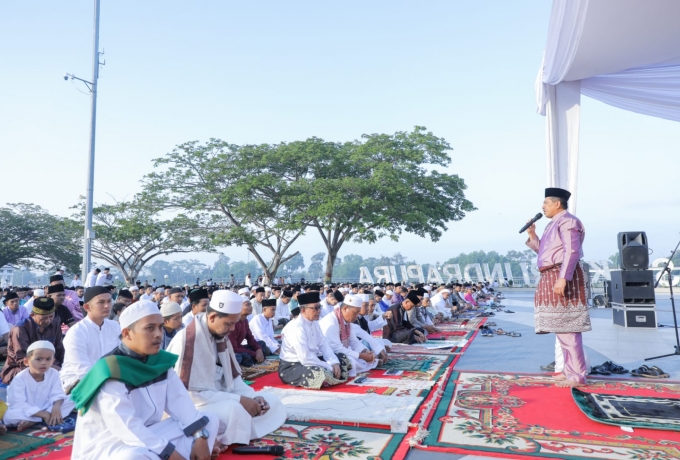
3, 368, 75, 426
279, 316, 339, 371
275, 298, 291, 326
319, 298, 334, 318
182, 311, 196, 327
84, 271, 97, 288
249, 314, 280, 353
60, 316, 121, 391
351, 323, 386, 355
319, 312, 377, 377
72, 366, 218, 460
166, 314, 285, 446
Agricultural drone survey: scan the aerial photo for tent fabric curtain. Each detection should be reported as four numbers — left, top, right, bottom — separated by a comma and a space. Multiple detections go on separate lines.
536, 0, 680, 209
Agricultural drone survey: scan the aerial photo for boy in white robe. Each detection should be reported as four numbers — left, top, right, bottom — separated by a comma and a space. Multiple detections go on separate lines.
71, 301, 220, 460
275, 290, 293, 327
60, 286, 121, 393
3, 341, 75, 430
166, 290, 285, 448
320, 295, 378, 376
249, 299, 280, 354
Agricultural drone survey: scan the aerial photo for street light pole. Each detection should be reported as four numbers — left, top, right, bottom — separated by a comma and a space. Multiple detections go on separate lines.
81, 0, 103, 282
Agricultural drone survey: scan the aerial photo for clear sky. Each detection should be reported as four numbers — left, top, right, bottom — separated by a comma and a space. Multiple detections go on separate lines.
1, 1, 679, 271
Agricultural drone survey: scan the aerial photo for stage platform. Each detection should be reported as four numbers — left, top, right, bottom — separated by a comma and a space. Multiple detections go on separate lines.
408, 290, 680, 460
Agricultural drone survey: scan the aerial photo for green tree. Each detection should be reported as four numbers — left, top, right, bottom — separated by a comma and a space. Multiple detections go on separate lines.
74, 200, 214, 285
308, 252, 326, 279
142, 140, 307, 283
0, 203, 81, 274
288, 127, 475, 280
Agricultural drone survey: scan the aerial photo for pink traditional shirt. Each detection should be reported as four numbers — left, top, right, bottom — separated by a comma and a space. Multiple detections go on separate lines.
526, 210, 585, 281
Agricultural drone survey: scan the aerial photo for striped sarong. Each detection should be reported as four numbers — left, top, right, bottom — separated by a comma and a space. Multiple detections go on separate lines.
534, 261, 592, 334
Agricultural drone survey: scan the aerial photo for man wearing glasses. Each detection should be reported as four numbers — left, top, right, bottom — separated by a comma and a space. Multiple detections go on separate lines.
278, 291, 351, 389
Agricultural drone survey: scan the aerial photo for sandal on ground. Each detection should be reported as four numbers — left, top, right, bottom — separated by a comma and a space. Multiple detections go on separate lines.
649, 365, 670, 378
507, 331, 521, 337
601, 361, 628, 374
630, 365, 660, 378
504, 310, 515, 313
540, 361, 556, 371
482, 329, 493, 337
589, 365, 611, 375
495, 328, 507, 335
486, 322, 497, 327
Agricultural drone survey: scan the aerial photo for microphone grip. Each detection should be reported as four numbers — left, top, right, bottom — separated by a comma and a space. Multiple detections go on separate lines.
233, 445, 284, 455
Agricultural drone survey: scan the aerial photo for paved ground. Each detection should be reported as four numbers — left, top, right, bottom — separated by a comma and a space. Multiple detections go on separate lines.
407, 290, 680, 460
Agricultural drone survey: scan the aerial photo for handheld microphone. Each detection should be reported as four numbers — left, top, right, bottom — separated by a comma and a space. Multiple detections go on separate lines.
518, 213, 543, 234
233, 445, 285, 455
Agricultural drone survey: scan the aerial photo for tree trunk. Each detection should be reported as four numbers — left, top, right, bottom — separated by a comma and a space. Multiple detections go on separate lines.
325, 248, 339, 282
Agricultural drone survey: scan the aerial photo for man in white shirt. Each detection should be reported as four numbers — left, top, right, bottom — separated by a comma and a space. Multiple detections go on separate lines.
95, 268, 110, 286
430, 289, 454, 319
319, 290, 343, 318
319, 295, 377, 377
249, 287, 265, 319
71, 301, 220, 459
60, 286, 121, 393
140, 286, 154, 301
182, 288, 209, 327
167, 290, 285, 448
70, 275, 82, 288
249, 299, 280, 354
84, 268, 100, 288
278, 292, 351, 389
274, 290, 292, 327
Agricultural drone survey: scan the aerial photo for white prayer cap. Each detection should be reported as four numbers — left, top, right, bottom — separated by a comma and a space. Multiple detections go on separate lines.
210, 290, 243, 315
385, 290, 394, 296
184, 284, 189, 287
120, 300, 161, 329
129, 285, 139, 291
340, 287, 349, 293
160, 301, 182, 317
440, 289, 451, 294
156, 288, 164, 294
241, 295, 250, 301
360, 294, 370, 303
343, 295, 363, 309
33, 289, 45, 297
265, 286, 271, 292
27, 340, 55, 354
424, 286, 432, 292
238, 287, 249, 295
424, 293, 430, 299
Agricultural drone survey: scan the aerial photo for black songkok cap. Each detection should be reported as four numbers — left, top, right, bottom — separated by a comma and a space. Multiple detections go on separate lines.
406, 290, 422, 306
290, 306, 301, 317
333, 290, 344, 302
282, 290, 293, 298
272, 286, 281, 291
3, 291, 18, 304
32, 297, 55, 315
255, 287, 265, 293
189, 288, 209, 303
49, 274, 64, 283
169, 287, 184, 295
47, 284, 65, 294
545, 187, 571, 200
375, 290, 385, 297
416, 287, 427, 296
298, 291, 320, 306
118, 289, 133, 299
351, 283, 358, 288
84, 286, 110, 303
262, 298, 276, 307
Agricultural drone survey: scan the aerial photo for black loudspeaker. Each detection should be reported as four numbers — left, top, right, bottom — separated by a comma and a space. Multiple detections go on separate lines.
617, 231, 649, 270
610, 269, 655, 305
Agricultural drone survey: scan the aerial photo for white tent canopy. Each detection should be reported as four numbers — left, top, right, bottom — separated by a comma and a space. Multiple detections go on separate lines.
536, 0, 680, 211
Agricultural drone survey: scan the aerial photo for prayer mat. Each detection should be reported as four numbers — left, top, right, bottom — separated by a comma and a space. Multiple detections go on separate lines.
13, 429, 73, 460
0, 431, 55, 460
218, 421, 409, 460
417, 370, 680, 459
573, 388, 680, 431
242, 356, 280, 381
259, 387, 423, 431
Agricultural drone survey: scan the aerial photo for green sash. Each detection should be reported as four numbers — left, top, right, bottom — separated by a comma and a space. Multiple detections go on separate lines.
71, 350, 178, 414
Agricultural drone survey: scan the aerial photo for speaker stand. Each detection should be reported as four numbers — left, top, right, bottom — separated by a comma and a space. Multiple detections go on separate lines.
645, 238, 680, 361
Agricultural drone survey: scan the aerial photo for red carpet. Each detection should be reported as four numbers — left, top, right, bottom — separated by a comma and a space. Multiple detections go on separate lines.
417, 370, 680, 459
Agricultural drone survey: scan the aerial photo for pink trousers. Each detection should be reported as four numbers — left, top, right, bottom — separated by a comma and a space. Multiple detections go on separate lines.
556, 332, 588, 384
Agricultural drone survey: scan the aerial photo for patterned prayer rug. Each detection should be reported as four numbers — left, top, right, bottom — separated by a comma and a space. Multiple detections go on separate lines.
242, 356, 280, 381
0, 431, 57, 460
218, 421, 409, 460
573, 388, 680, 431
417, 370, 680, 459
12, 428, 73, 460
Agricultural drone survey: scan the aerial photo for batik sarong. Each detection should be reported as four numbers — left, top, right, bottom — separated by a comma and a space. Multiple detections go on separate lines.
278, 353, 351, 389
534, 261, 592, 334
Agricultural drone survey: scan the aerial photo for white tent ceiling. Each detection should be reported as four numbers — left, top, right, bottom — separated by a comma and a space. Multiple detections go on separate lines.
536, 0, 680, 210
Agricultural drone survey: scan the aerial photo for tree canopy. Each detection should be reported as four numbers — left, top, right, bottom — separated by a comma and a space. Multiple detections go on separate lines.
0, 203, 81, 274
